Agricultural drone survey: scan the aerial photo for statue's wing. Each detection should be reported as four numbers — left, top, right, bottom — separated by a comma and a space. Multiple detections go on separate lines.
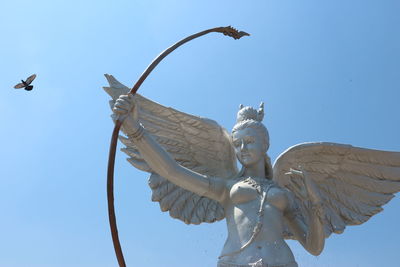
103, 74, 238, 224
273, 142, 400, 239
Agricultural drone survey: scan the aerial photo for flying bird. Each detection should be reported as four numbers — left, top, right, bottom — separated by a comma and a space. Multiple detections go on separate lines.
14, 74, 36, 91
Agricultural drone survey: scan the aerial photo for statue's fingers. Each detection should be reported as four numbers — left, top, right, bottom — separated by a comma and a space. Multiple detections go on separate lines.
115, 102, 129, 109
118, 96, 136, 109
116, 97, 129, 104
120, 94, 136, 104
119, 94, 130, 100
113, 106, 129, 115
115, 99, 132, 110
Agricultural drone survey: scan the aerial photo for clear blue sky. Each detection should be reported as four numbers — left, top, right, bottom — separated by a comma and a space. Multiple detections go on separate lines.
1, 1, 400, 266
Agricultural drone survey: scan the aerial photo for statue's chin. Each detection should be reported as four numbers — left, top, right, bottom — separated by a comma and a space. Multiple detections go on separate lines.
238, 157, 258, 168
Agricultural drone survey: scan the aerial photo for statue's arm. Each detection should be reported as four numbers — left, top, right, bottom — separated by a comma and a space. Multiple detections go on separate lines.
283, 171, 325, 256
113, 94, 228, 203
131, 129, 228, 201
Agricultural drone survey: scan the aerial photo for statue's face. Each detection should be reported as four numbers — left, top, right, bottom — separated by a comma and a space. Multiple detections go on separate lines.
232, 127, 265, 167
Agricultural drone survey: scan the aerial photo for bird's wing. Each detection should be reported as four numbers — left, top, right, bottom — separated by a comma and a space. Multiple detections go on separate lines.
25, 74, 36, 85
14, 83, 25, 89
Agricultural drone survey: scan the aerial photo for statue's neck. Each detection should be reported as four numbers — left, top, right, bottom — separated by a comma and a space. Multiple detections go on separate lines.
242, 160, 266, 179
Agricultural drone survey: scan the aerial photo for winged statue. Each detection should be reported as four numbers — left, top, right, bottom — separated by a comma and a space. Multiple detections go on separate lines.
104, 74, 400, 267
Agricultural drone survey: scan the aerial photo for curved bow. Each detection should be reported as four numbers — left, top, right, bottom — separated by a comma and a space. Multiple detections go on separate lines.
107, 26, 249, 266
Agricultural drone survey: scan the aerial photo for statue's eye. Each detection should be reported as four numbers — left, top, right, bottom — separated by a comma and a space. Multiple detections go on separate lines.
245, 137, 255, 144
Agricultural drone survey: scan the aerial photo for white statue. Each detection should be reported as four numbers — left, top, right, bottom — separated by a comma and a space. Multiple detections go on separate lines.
104, 74, 400, 267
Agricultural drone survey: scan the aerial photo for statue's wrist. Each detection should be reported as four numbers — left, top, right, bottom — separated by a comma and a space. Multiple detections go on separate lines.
127, 123, 145, 141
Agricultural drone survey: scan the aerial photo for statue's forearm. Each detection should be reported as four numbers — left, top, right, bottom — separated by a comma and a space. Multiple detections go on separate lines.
286, 207, 324, 256
305, 204, 325, 256
285, 174, 325, 255
304, 176, 325, 255
129, 126, 227, 201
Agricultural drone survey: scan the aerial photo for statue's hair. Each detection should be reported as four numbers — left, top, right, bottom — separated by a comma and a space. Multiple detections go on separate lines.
232, 103, 273, 179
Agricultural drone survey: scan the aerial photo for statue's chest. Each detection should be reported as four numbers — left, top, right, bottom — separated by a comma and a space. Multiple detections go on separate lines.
230, 180, 260, 204
229, 178, 286, 211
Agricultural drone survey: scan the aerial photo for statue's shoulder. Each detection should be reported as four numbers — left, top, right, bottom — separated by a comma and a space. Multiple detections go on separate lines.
265, 184, 290, 210
268, 184, 286, 195
226, 176, 242, 188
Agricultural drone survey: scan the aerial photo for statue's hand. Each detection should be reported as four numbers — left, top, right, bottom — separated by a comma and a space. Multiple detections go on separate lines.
285, 166, 321, 204
112, 94, 141, 134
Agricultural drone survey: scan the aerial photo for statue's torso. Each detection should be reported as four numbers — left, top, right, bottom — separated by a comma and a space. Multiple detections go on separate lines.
220, 177, 296, 266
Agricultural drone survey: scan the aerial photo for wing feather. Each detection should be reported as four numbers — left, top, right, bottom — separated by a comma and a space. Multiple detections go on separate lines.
323, 203, 346, 234
169, 191, 193, 219
148, 175, 168, 194
127, 158, 151, 172
120, 147, 141, 160
317, 185, 369, 224
175, 192, 195, 216
334, 171, 400, 194
318, 181, 384, 217
159, 186, 181, 211
346, 147, 400, 166
151, 178, 177, 203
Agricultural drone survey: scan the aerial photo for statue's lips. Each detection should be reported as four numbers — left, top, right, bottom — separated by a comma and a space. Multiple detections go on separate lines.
240, 153, 252, 159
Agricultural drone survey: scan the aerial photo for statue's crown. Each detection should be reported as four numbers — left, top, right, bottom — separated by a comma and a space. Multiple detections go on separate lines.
236, 102, 264, 123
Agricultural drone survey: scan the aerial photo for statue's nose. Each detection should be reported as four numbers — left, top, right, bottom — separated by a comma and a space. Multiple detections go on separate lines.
240, 140, 247, 151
